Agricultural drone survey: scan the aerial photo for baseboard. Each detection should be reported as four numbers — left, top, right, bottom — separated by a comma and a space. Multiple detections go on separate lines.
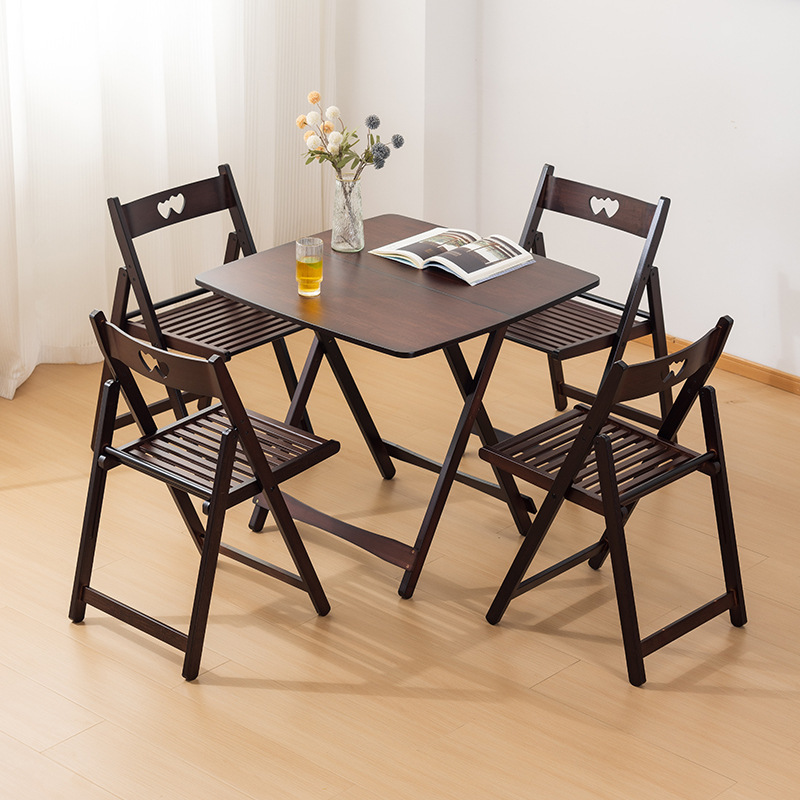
666, 335, 800, 396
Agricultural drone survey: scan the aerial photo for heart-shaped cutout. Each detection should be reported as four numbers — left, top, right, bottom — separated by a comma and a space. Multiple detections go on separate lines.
156, 193, 185, 219
663, 357, 687, 384
139, 350, 170, 379
589, 196, 620, 218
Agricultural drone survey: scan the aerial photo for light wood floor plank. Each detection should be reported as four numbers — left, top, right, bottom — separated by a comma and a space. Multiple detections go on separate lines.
0, 730, 121, 800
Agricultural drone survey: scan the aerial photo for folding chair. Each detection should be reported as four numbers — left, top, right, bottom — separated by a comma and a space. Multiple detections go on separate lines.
70, 311, 339, 681
506, 164, 671, 428
105, 163, 307, 429
481, 316, 746, 685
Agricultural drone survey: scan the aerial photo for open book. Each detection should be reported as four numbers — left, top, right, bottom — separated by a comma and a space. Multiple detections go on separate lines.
369, 227, 534, 286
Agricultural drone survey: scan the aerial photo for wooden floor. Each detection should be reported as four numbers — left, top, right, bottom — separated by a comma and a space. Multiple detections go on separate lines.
2, 330, 799, 799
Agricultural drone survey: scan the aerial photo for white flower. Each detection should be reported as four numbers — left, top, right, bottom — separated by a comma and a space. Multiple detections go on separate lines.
327, 143, 340, 156
325, 105, 341, 121
306, 134, 322, 150
306, 110, 321, 126
328, 130, 343, 145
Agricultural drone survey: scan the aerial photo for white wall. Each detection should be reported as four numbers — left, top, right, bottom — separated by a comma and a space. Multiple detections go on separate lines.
476, 0, 800, 373
423, 0, 481, 229
333, 0, 427, 220
337, 0, 800, 375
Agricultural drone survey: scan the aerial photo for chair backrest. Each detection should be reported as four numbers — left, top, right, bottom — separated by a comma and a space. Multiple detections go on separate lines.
90, 309, 252, 446
520, 164, 670, 370
107, 164, 256, 347
552, 316, 733, 492
612, 315, 733, 442
519, 163, 668, 255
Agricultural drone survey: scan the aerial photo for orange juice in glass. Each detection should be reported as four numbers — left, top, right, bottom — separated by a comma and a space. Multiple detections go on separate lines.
296, 237, 323, 297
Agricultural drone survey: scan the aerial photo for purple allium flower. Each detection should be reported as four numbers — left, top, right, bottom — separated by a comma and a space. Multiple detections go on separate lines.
372, 142, 390, 161
365, 114, 381, 130
391, 134, 405, 149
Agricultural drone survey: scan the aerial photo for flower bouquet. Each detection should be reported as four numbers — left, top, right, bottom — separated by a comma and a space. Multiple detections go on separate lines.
296, 91, 404, 251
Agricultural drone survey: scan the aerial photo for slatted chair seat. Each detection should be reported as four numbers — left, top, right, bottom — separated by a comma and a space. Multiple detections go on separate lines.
71, 311, 338, 681
507, 164, 671, 428
505, 297, 651, 357
125, 292, 303, 359
484, 407, 704, 516
119, 405, 336, 497
481, 317, 746, 685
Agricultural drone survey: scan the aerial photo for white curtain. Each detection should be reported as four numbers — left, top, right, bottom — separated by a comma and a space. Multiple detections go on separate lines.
0, 0, 335, 399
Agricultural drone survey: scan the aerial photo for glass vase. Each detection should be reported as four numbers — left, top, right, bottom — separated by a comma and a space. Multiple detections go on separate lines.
331, 177, 364, 252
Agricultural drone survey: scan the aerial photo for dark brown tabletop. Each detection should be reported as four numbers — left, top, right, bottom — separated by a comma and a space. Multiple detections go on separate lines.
196, 214, 599, 358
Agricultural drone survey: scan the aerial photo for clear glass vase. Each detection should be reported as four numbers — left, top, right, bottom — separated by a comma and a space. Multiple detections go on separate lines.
331, 177, 364, 252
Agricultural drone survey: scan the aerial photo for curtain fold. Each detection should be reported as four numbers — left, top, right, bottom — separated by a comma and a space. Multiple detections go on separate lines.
0, 0, 334, 399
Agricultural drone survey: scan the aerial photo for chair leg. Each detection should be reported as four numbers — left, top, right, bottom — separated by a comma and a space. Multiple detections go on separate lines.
547, 354, 568, 411
182, 514, 224, 681
260, 484, 330, 616
182, 431, 237, 681
69, 456, 109, 623
701, 388, 747, 628
486, 492, 564, 624
595, 436, 646, 686
249, 497, 269, 533
587, 537, 610, 570
588, 499, 639, 570
604, 507, 646, 686
71, 379, 120, 622
168, 486, 208, 555
647, 268, 673, 422
272, 337, 312, 433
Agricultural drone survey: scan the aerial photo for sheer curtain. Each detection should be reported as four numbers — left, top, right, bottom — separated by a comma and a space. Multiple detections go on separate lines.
0, 0, 335, 399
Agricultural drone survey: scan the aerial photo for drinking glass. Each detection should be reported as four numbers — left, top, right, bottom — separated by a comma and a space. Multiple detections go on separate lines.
296, 237, 323, 297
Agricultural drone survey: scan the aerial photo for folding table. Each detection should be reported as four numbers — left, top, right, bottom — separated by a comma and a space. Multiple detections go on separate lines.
196, 214, 599, 597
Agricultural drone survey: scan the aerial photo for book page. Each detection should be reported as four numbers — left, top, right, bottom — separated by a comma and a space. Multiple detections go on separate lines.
370, 228, 479, 267
431, 236, 524, 276
396, 230, 479, 262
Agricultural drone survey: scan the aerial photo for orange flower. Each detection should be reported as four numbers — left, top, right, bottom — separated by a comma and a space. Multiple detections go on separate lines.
322, 121, 334, 134
295, 114, 307, 129
303, 129, 315, 142
307, 91, 321, 105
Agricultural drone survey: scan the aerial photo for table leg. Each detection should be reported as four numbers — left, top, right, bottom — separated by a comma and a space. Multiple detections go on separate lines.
284, 334, 325, 429
250, 331, 396, 532
398, 327, 511, 598
250, 337, 327, 532
443, 344, 532, 536
316, 333, 396, 480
